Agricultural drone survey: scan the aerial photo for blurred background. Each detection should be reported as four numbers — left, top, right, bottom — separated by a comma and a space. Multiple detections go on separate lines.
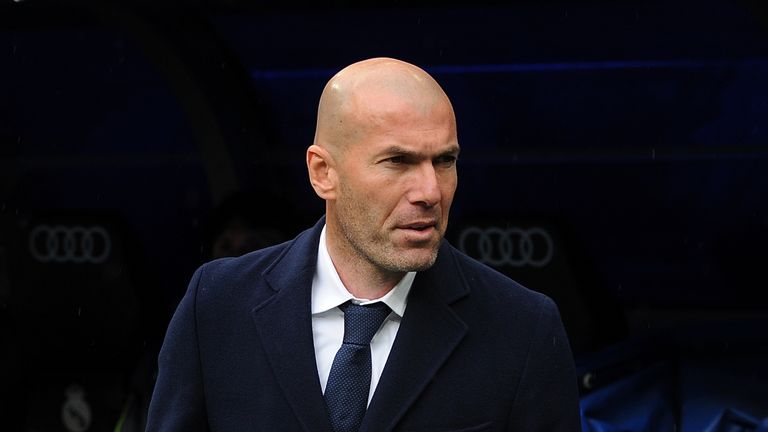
1, 0, 767, 430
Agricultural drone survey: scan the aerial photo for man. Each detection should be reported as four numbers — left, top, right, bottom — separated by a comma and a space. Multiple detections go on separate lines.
147, 58, 581, 431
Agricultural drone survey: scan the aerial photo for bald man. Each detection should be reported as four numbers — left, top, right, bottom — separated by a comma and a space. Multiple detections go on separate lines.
147, 58, 581, 432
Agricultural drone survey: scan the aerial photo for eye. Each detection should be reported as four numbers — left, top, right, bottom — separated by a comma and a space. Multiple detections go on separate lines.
434, 155, 457, 167
385, 155, 406, 165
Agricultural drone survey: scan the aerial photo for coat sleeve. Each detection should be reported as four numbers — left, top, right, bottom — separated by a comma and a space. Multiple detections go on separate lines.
146, 266, 210, 432
507, 296, 582, 431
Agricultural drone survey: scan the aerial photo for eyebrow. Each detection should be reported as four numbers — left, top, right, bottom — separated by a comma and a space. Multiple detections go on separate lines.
381, 145, 461, 158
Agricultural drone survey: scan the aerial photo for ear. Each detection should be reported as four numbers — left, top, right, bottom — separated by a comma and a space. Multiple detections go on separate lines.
307, 144, 338, 200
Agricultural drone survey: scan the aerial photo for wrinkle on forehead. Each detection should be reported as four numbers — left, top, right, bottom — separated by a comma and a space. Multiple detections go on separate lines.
313, 58, 455, 157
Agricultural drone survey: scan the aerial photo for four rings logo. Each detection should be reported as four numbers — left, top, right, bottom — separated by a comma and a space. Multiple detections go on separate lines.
458, 226, 554, 268
28, 225, 112, 264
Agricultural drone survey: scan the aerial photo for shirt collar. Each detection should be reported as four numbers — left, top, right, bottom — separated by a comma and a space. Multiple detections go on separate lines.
311, 225, 413, 317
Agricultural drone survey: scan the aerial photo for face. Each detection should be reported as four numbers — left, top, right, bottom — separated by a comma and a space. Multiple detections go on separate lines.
329, 99, 459, 274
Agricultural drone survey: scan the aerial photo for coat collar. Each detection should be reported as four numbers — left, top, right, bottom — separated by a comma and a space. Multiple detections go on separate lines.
251, 218, 332, 432
251, 218, 470, 432
360, 241, 470, 431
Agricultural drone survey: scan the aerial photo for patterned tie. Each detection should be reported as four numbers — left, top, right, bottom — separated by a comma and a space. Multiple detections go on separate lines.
324, 301, 392, 432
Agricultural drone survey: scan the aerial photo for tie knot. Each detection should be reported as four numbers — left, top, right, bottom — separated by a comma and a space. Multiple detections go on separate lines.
340, 302, 391, 346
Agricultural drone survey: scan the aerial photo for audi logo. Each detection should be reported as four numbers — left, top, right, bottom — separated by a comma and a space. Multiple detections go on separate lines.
458, 226, 554, 268
28, 225, 112, 264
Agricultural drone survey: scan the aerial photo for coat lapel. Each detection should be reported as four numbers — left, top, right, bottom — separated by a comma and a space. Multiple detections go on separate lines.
360, 243, 470, 432
249, 222, 470, 432
250, 220, 334, 432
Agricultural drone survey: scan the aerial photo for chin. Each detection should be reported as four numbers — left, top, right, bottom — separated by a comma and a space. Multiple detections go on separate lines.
382, 248, 440, 273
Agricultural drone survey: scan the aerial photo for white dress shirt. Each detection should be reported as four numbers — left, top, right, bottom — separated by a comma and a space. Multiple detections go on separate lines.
311, 226, 414, 405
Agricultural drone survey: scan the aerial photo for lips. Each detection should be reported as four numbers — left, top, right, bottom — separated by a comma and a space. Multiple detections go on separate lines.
398, 220, 438, 231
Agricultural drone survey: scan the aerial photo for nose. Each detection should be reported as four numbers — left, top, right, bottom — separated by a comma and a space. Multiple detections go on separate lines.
408, 162, 441, 207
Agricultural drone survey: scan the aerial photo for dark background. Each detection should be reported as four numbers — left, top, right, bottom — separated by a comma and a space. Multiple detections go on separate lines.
1, 0, 767, 430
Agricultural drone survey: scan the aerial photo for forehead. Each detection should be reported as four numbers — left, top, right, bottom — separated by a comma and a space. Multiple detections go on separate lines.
344, 87, 458, 152
347, 80, 444, 117
360, 113, 457, 158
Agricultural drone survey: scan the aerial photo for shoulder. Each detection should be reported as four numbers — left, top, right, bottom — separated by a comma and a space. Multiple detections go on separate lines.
439, 241, 574, 373
197, 240, 292, 287
189, 232, 307, 310
441, 241, 559, 321
420, 241, 562, 336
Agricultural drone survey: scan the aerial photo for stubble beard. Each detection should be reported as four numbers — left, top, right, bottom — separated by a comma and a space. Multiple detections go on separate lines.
335, 186, 442, 275
341, 220, 441, 274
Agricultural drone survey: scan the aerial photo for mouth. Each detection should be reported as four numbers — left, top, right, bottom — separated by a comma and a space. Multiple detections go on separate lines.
397, 221, 438, 232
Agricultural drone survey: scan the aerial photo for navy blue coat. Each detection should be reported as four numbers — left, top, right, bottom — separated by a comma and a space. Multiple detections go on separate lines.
147, 219, 581, 431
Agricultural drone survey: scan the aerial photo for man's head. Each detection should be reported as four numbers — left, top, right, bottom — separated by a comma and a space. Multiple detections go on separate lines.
307, 58, 459, 283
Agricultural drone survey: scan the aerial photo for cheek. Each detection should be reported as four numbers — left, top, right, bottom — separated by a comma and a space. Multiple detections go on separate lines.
441, 173, 458, 202
354, 178, 399, 216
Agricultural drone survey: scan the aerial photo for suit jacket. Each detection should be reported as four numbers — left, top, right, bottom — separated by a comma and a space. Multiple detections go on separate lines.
147, 218, 581, 431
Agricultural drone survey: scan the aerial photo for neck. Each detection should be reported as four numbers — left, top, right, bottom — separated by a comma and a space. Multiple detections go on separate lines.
336, 262, 403, 300
324, 223, 404, 300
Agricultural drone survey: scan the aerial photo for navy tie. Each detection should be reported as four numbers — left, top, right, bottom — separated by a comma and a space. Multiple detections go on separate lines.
324, 301, 392, 432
